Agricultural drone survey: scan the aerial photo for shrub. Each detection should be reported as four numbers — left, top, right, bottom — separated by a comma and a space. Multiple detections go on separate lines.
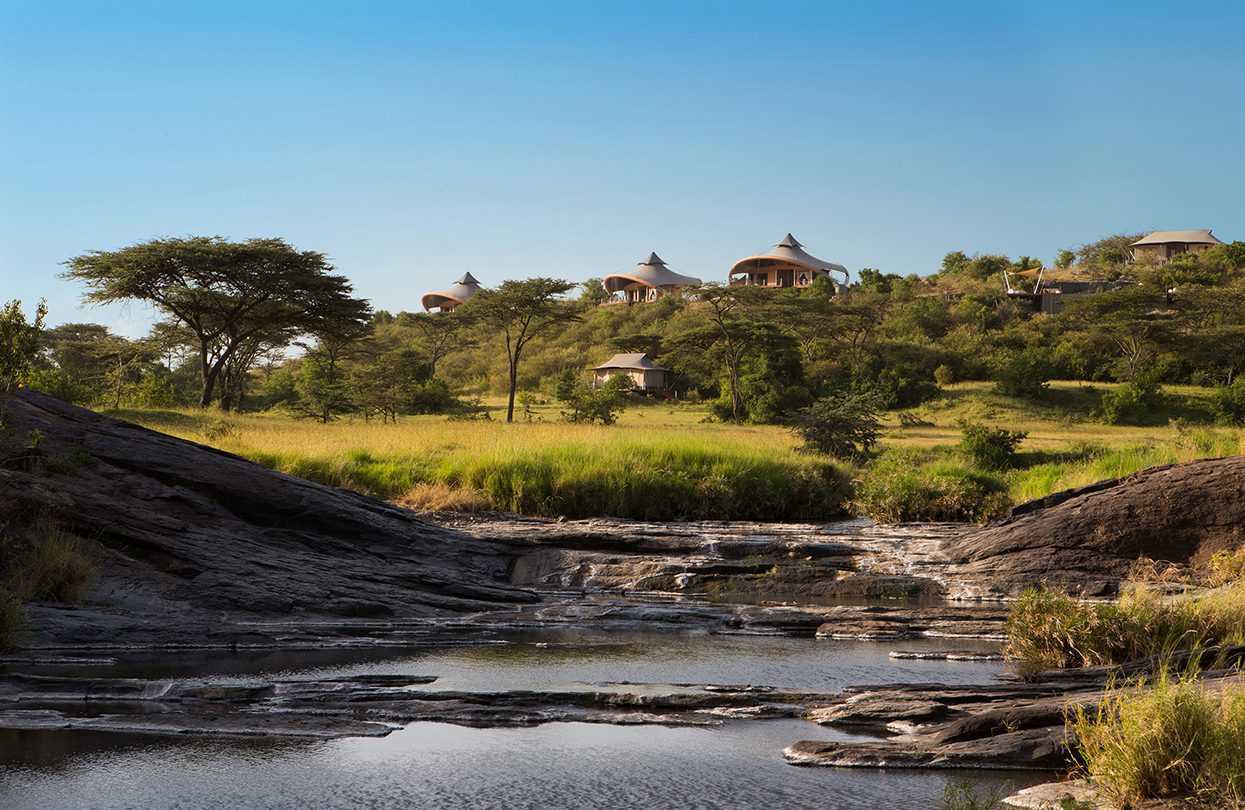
957, 420, 1026, 470
20, 525, 95, 604
854, 366, 940, 410
791, 392, 881, 460
933, 364, 955, 386
1072, 670, 1245, 807
561, 376, 628, 425
992, 350, 1052, 399
1212, 379, 1245, 426
856, 452, 1010, 523
28, 367, 94, 405
1098, 373, 1164, 425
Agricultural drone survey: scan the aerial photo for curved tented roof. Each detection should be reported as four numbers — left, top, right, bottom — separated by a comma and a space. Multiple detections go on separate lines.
421, 272, 481, 311
1130, 230, 1223, 247
592, 352, 669, 372
729, 233, 848, 282
603, 252, 702, 294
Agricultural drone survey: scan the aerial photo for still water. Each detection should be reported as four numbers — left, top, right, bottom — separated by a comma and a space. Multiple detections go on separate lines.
0, 629, 1044, 809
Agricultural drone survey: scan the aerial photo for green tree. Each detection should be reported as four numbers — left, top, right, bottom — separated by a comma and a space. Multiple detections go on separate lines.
578, 278, 611, 305
398, 310, 473, 379
0, 299, 47, 405
791, 392, 881, 460
462, 277, 579, 423
63, 236, 370, 408
1055, 249, 1077, 269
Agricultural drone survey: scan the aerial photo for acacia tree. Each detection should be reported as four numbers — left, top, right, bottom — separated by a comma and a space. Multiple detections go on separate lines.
666, 284, 771, 423
63, 237, 370, 408
462, 278, 578, 423
398, 310, 473, 379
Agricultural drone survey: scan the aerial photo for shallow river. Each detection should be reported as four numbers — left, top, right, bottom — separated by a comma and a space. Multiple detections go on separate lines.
0, 628, 1045, 809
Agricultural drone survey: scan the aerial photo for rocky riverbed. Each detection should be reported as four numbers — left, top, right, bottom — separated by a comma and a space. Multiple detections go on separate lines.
4, 391, 1245, 808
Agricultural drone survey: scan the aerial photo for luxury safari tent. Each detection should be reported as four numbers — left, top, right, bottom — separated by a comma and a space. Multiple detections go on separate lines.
603, 253, 702, 303
1130, 230, 1224, 264
729, 233, 849, 289
421, 272, 481, 313
592, 353, 673, 393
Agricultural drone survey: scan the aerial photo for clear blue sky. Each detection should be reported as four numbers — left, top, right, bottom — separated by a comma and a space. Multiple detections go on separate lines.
2, 0, 1243, 335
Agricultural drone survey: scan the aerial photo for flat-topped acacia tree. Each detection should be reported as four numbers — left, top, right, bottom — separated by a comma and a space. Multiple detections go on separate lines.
63, 237, 371, 408
461, 277, 579, 423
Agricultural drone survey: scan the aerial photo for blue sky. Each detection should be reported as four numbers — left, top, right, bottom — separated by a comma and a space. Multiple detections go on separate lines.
2, 0, 1243, 335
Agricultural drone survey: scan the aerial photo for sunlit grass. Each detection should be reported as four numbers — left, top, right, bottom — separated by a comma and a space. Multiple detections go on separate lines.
110, 380, 1240, 520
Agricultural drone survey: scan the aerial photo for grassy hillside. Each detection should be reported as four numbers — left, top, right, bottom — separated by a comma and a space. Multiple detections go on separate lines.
113, 381, 1241, 522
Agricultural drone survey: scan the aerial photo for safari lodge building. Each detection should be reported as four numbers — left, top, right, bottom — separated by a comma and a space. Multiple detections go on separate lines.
421, 272, 481, 313
591, 353, 673, 393
729, 233, 849, 289
1130, 230, 1223, 264
603, 253, 702, 303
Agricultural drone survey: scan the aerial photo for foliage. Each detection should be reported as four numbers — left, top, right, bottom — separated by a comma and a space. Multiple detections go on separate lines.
561, 375, 629, 425
578, 278, 611, 305
791, 392, 881, 460
461, 277, 579, 422
1072, 669, 1245, 807
1212, 379, 1245, 426
991, 350, 1052, 399
1098, 371, 1164, 424
1004, 584, 1245, 679
957, 420, 1026, 469
62, 236, 370, 408
0, 299, 47, 399
939, 779, 1002, 810
855, 451, 1009, 523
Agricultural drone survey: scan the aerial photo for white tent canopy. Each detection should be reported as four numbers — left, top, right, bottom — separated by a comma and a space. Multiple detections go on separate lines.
729, 233, 848, 285
421, 272, 482, 311
603, 253, 702, 298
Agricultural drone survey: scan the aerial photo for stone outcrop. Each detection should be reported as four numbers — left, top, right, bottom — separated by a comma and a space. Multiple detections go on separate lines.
1, 391, 536, 649
951, 457, 1245, 598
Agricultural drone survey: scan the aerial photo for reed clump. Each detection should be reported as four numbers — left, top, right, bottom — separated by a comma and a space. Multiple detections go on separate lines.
1005, 582, 1245, 680
1072, 668, 1245, 807
18, 522, 96, 604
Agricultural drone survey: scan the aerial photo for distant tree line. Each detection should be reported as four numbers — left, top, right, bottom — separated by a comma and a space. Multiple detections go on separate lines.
21, 231, 1245, 429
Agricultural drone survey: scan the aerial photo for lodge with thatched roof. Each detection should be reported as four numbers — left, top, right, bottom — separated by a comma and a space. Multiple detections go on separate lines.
421, 272, 481, 312
591, 353, 672, 392
1130, 230, 1223, 264
603, 252, 701, 304
729, 233, 849, 289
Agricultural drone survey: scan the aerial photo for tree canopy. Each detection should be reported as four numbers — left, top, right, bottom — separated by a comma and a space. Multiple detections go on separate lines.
63, 236, 371, 408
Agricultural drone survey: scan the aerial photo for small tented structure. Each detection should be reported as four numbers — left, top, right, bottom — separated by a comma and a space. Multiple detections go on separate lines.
1130, 230, 1224, 264
603, 253, 702, 304
421, 273, 482, 312
591, 353, 672, 392
729, 233, 849, 288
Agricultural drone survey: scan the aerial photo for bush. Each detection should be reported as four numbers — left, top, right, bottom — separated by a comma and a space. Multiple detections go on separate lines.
933, 364, 955, 386
854, 365, 940, 410
957, 420, 1027, 470
562, 376, 628, 425
855, 452, 1010, 523
1072, 670, 1245, 807
791, 392, 881, 460
992, 350, 1052, 399
1212, 379, 1245, 426
28, 367, 94, 405
1098, 374, 1164, 425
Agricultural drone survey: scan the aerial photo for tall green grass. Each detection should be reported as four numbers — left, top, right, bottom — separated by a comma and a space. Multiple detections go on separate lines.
1005, 584, 1245, 680
1072, 669, 1245, 807
248, 439, 853, 521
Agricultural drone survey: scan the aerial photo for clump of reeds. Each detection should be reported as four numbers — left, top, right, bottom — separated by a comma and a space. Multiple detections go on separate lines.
1005, 582, 1245, 680
1072, 668, 1245, 807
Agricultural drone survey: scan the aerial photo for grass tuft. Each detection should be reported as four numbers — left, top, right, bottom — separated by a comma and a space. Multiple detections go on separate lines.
19, 523, 96, 604
1072, 668, 1245, 807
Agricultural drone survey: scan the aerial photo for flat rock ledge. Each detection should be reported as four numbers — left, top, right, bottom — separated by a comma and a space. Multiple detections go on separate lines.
1001, 780, 1106, 809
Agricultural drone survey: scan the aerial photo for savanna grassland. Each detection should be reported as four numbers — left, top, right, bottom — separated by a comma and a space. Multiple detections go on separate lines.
114, 379, 1242, 522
